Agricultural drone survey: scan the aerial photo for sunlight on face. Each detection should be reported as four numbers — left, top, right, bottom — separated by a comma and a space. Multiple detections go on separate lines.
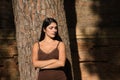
44, 22, 58, 38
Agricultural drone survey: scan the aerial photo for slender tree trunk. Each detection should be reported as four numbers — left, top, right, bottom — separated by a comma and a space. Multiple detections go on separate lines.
12, 0, 73, 80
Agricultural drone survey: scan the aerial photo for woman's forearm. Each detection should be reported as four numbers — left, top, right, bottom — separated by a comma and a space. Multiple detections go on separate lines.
41, 60, 65, 69
33, 59, 57, 68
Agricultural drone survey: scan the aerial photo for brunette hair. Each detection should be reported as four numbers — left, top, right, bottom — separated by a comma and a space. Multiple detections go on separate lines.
39, 18, 62, 41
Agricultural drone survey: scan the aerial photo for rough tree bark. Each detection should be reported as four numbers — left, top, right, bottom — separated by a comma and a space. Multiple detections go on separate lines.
12, 0, 73, 80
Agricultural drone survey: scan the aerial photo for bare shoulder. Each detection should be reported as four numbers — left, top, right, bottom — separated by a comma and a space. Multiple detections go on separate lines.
33, 42, 39, 48
58, 41, 65, 48
59, 41, 65, 45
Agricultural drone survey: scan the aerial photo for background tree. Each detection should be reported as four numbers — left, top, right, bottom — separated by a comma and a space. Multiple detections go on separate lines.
12, 0, 73, 80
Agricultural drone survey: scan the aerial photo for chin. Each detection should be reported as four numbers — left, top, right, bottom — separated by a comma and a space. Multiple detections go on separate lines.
51, 36, 56, 39
51, 35, 56, 37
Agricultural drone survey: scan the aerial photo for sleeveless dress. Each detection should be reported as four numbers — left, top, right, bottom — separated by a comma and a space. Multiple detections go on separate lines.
37, 42, 67, 80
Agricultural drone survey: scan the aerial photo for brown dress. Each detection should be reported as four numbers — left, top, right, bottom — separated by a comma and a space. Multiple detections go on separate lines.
37, 42, 67, 80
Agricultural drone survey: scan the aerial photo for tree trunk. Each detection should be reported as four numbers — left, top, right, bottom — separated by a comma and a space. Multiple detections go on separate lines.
12, 0, 73, 80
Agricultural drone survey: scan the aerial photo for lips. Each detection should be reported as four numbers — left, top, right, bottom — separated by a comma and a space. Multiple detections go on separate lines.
52, 32, 56, 35
52, 33, 56, 35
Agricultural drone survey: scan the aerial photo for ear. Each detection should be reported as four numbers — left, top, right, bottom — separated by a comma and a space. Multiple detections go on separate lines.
43, 28, 46, 32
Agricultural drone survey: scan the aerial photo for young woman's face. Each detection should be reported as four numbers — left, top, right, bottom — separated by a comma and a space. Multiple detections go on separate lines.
44, 22, 58, 38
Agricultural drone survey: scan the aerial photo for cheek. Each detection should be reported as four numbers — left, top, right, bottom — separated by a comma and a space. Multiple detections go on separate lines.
44, 28, 49, 32
45, 29, 51, 34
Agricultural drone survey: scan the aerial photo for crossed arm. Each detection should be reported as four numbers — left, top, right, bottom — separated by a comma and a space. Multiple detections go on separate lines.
32, 42, 66, 69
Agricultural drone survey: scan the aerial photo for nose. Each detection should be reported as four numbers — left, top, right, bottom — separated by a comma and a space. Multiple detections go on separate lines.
53, 28, 57, 32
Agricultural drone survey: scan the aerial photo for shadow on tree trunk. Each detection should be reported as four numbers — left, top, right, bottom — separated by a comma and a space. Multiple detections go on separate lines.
64, 0, 82, 80
83, 0, 120, 80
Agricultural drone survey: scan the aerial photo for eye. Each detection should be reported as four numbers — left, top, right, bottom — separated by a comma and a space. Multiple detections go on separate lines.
49, 26, 53, 29
49, 26, 57, 30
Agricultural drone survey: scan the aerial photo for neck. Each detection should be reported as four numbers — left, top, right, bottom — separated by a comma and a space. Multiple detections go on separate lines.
43, 36, 55, 43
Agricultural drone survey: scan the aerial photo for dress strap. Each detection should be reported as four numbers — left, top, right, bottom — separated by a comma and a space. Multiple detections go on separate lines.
38, 41, 40, 50
56, 41, 60, 48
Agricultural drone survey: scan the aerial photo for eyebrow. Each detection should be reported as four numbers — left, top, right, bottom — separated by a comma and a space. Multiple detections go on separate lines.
49, 26, 57, 27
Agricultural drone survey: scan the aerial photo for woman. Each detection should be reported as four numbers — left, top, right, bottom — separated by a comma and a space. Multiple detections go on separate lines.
32, 18, 67, 80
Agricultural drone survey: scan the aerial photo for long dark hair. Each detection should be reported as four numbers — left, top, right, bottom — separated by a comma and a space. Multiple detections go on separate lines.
39, 18, 62, 41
